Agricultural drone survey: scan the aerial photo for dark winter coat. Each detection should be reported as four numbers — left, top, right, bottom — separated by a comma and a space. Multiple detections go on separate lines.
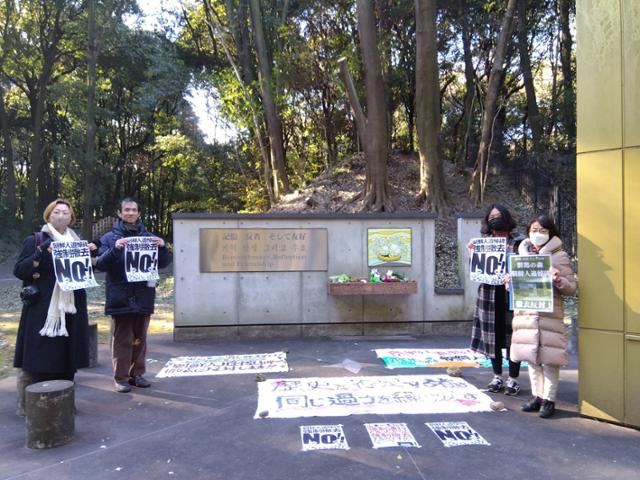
96, 220, 172, 316
13, 233, 90, 374
470, 234, 517, 358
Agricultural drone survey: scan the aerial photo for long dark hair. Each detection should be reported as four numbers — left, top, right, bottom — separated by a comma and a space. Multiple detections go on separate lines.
480, 203, 516, 235
526, 214, 560, 240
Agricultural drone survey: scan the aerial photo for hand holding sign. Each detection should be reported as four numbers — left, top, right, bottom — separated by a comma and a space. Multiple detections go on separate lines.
469, 237, 507, 285
124, 236, 160, 282
51, 241, 99, 291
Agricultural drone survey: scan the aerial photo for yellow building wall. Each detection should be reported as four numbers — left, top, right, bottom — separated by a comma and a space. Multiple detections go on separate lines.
577, 0, 640, 427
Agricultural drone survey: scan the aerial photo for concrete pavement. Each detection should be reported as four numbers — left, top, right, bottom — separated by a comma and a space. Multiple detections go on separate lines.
1, 334, 638, 480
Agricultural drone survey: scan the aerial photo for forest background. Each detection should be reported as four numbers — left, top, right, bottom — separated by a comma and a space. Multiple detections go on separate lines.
0, 0, 576, 259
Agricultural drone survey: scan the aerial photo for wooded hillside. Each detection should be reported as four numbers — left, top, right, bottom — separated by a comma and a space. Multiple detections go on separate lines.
0, 0, 575, 243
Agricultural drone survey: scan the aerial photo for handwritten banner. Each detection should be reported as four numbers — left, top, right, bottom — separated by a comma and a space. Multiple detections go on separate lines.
51, 241, 98, 291
254, 374, 494, 418
300, 425, 349, 451
364, 423, 421, 449
374, 348, 524, 369
426, 422, 490, 448
469, 237, 507, 285
156, 352, 289, 378
124, 236, 159, 282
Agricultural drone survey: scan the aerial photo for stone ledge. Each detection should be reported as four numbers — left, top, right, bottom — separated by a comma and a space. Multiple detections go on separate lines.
173, 320, 472, 340
328, 281, 418, 296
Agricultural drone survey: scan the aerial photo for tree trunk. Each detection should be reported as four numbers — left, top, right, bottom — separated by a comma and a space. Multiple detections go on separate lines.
558, 0, 575, 145
0, 85, 17, 217
355, 0, 392, 211
249, 0, 290, 200
24, 72, 49, 230
469, 0, 517, 205
516, 0, 543, 155
458, 0, 477, 171
225, 0, 256, 85
82, 0, 97, 240
415, 0, 446, 212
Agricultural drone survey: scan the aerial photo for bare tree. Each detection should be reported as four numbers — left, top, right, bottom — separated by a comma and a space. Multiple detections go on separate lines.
516, 0, 543, 155
558, 0, 575, 145
338, 0, 392, 211
82, 0, 97, 240
0, 0, 16, 216
415, 0, 446, 212
457, 0, 477, 172
469, 0, 517, 205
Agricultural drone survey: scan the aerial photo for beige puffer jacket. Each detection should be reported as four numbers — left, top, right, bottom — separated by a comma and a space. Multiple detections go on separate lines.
510, 237, 577, 366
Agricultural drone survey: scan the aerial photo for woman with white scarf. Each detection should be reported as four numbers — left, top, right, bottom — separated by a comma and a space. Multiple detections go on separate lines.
13, 199, 90, 385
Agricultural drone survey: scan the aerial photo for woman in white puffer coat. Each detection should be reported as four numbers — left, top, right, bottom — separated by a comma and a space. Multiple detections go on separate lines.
509, 214, 577, 418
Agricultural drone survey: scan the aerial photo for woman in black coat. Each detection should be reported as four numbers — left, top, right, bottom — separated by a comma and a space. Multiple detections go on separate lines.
13, 199, 90, 382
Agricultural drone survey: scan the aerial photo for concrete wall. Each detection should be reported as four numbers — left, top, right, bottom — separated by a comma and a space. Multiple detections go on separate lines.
172, 213, 481, 339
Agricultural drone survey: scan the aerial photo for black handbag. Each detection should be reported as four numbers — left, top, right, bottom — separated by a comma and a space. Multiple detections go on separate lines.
19, 231, 45, 307
20, 284, 39, 306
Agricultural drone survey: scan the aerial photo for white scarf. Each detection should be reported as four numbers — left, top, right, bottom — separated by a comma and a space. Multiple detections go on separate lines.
39, 223, 78, 337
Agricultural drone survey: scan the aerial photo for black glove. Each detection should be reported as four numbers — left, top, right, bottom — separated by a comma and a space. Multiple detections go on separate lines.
34, 237, 52, 261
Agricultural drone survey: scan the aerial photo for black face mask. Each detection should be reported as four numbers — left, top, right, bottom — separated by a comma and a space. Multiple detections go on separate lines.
488, 217, 509, 232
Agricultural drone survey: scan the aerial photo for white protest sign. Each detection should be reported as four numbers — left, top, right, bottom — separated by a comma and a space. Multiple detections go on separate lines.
300, 425, 350, 451
51, 241, 98, 291
364, 423, 421, 449
156, 352, 289, 378
426, 421, 490, 447
254, 374, 494, 419
124, 236, 159, 282
469, 237, 507, 285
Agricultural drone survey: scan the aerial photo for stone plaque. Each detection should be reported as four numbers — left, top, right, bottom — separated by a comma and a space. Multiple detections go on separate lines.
200, 228, 328, 272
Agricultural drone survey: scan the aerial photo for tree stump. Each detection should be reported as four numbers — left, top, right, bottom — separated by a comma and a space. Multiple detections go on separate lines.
25, 380, 75, 449
88, 322, 98, 367
16, 369, 35, 416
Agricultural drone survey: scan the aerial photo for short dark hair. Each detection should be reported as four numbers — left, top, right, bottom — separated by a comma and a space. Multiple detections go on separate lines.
480, 203, 516, 235
118, 197, 140, 213
526, 214, 560, 240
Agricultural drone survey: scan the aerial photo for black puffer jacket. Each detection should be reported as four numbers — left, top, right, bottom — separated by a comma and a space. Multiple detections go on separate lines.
96, 220, 172, 316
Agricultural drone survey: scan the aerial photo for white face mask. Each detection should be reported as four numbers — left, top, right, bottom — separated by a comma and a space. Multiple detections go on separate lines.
530, 232, 549, 246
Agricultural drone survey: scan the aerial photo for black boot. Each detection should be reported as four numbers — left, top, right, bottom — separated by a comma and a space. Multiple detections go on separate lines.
539, 400, 556, 418
521, 396, 542, 412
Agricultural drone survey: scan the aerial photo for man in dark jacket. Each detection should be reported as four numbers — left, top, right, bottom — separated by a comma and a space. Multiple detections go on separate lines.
96, 198, 172, 392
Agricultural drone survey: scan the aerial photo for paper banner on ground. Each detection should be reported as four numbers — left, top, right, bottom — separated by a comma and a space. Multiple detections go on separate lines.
156, 352, 289, 378
375, 348, 507, 369
124, 236, 159, 282
364, 423, 421, 449
426, 421, 490, 447
254, 374, 494, 419
509, 254, 554, 312
469, 237, 507, 285
300, 425, 350, 451
51, 241, 98, 291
